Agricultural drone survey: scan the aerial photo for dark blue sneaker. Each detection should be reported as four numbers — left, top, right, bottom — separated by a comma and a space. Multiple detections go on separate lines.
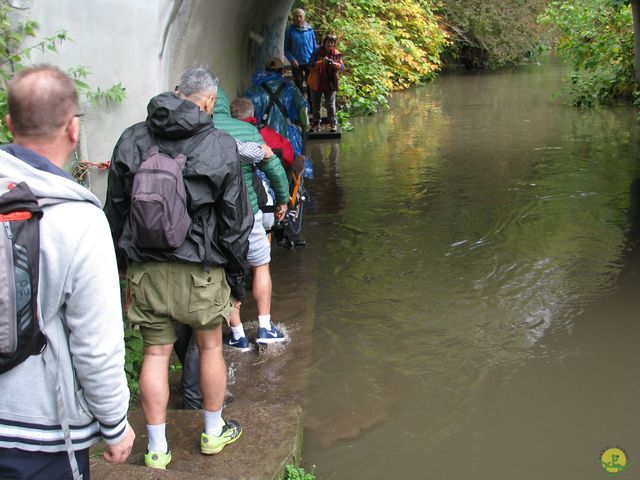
256, 322, 286, 344
223, 334, 253, 352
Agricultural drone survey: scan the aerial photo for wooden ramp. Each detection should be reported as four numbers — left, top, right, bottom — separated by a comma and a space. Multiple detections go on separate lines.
307, 125, 341, 140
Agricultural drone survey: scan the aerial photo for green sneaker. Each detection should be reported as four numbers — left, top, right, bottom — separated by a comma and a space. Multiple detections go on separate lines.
144, 449, 172, 469
200, 419, 243, 455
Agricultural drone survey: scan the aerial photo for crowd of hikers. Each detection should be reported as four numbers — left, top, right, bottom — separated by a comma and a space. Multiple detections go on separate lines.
0, 7, 345, 479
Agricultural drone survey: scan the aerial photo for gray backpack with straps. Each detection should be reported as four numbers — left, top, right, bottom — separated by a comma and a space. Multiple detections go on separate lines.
130, 145, 191, 250
0, 180, 47, 374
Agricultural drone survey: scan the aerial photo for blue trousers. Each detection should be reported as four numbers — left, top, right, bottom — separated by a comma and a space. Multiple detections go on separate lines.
174, 323, 203, 410
0, 448, 90, 480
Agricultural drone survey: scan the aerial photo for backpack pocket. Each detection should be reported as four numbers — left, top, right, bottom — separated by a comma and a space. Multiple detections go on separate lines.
130, 191, 167, 249
0, 222, 17, 354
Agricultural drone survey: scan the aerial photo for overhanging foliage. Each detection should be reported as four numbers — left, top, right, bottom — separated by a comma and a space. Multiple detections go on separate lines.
293, 0, 449, 115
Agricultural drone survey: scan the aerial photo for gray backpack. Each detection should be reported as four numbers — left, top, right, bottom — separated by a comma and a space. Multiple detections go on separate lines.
0, 180, 47, 374
130, 141, 194, 250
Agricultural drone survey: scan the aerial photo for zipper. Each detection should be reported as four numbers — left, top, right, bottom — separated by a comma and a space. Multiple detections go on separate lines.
0, 221, 17, 354
3, 221, 12, 240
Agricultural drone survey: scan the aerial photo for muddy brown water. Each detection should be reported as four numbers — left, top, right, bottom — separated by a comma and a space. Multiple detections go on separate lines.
230, 57, 640, 479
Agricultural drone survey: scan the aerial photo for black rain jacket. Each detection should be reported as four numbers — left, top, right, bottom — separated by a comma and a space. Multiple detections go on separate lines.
104, 92, 252, 300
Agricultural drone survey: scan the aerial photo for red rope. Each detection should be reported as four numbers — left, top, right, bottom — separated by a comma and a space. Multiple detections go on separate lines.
72, 160, 111, 181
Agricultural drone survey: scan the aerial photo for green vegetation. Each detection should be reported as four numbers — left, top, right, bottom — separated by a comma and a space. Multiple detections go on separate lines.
294, 0, 554, 116
440, 0, 547, 68
294, 0, 640, 109
285, 465, 316, 480
539, 0, 637, 107
293, 0, 449, 116
123, 318, 144, 396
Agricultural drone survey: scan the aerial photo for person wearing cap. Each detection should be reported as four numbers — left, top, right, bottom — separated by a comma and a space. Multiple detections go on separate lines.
245, 56, 309, 157
284, 8, 317, 101
308, 33, 344, 133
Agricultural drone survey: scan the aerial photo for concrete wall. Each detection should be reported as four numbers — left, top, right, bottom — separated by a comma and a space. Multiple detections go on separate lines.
20, 0, 293, 200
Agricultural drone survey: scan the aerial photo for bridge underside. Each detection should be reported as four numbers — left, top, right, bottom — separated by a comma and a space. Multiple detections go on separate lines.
166, 0, 295, 99
27, 0, 294, 197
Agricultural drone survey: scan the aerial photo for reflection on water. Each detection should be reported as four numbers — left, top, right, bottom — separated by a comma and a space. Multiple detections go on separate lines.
292, 58, 640, 479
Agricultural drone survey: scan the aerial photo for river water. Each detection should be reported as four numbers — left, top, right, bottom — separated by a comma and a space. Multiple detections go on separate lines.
248, 58, 640, 479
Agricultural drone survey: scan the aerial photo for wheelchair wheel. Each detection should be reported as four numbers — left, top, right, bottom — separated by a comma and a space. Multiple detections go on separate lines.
284, 182, 308, 248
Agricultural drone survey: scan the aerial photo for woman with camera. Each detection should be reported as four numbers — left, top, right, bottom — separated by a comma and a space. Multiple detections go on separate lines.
308, 33, 344, 133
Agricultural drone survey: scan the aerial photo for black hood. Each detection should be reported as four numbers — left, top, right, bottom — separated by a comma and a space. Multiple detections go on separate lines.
146, 92, 213, 140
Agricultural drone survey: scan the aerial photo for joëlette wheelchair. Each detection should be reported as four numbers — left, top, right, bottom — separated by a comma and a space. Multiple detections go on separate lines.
267, 154, 308, 249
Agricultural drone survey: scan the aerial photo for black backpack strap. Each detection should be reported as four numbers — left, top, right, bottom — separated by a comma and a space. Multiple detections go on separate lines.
260, 82, 289, 127
43, 348, 84, 480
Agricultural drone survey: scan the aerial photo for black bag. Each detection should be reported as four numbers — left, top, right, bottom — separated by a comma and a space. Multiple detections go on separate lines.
0, 181, 47, 374
252, 169, 268, 210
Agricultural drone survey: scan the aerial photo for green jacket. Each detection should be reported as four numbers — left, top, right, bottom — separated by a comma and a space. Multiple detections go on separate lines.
213, 89, 289, 214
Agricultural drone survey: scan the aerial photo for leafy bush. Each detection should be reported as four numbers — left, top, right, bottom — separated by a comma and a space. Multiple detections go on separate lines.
285, 465, 316, 480
123, 319, 144, 396
539, 0, 636, 106
439, 0, 547, 69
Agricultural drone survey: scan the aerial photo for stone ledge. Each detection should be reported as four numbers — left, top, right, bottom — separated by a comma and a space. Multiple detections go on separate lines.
91, 400, 303, 480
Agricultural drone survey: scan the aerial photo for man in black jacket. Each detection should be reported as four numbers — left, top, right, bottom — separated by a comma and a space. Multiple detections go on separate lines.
104, 67, 252, 470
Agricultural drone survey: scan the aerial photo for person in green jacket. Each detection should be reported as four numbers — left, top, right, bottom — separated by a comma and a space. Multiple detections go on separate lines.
213, 88, 290, 348
179, 87, 292, 408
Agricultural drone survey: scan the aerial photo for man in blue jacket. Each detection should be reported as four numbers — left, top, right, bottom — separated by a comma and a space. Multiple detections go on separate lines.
284, 8, 317, 101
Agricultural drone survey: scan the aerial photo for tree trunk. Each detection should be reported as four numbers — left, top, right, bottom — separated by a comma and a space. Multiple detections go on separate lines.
632, 0, 640, 86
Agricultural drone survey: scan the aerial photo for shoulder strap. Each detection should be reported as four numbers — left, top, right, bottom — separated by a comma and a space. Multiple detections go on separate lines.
42, 347, 83, 480
260, 82, 289, 127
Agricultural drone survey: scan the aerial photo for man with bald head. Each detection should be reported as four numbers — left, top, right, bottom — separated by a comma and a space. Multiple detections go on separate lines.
0, 65, 134, 479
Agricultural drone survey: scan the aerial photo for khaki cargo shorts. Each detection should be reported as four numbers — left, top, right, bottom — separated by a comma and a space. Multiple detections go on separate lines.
126, 262, 232, 346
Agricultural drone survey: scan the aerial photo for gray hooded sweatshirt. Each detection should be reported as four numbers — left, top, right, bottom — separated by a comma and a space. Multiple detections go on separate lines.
0, 148, 129, 452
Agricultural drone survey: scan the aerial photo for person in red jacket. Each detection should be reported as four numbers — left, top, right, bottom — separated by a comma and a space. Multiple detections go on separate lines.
308, 33, 344, 132
231, 97, 295, 169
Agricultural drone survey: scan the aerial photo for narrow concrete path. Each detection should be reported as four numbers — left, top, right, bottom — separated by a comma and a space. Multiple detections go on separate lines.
90, 237, 318, 480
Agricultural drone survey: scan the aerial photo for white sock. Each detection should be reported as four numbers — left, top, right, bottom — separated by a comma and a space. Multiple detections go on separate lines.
147, 423, 168, 453
231, 324, 245, 340
258, 314, 272, 330
204, 408, 225, 436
